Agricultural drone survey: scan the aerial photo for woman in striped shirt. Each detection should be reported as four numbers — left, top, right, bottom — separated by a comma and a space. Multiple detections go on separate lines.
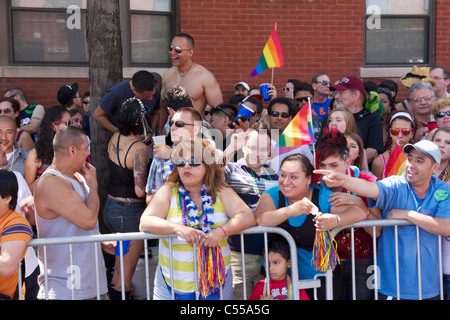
140, 138, 255, 300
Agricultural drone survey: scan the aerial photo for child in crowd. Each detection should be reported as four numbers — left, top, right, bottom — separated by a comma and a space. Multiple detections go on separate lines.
249, 239, 309, 300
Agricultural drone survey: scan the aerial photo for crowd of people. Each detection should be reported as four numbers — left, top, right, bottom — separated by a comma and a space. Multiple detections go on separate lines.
1, 32, 450, 301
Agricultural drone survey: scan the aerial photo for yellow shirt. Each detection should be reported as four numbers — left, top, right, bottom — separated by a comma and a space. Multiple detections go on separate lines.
158, 186, 230, 293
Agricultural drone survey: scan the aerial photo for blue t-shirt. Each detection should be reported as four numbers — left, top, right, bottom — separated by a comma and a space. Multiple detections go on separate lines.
373, 175, 450, 299
99, 80, 161, 127
312, 98, 331, 121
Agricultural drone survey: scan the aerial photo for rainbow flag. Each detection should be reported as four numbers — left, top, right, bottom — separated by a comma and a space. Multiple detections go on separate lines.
385, 143, 406, 177
251, 27, 284, 77
274, 101, 315, 156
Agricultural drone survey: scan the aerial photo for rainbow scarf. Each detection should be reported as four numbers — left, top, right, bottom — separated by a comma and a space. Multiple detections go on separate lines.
273, 101, 315, 157
385, 143, 406, 177
251, 27, 284, 77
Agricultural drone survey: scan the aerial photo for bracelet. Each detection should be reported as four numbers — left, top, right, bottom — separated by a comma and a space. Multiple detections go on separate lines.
219, 226, 227, 237
336, 214, 341, 228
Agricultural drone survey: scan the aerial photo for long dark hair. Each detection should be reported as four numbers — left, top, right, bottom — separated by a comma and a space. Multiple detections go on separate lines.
35, 106, 68, 163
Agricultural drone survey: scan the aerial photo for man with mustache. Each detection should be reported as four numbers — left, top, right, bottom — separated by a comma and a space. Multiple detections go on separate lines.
409, 81, 438, 139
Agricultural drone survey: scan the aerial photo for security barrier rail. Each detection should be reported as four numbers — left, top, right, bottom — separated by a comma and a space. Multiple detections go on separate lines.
13, 219, 446, 300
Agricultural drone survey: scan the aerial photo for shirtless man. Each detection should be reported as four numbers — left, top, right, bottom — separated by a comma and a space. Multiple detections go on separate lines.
157, 33, 223, 134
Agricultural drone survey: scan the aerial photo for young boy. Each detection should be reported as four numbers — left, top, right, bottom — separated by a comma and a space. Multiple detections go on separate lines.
249, 239, 309, 300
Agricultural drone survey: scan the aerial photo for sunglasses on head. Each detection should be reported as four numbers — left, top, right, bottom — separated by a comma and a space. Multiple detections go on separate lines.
168, 45, 192, 54
210, 106, 233, 121
390, 128, 413, 136
169, 120, 194, 128
436, 111, 450, 118
269, 111, 291, 118
174, 158, 203, 168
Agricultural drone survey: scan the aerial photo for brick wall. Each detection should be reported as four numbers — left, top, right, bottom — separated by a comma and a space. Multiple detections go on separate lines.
1, 0, 449, 107
0, 77, 90, 110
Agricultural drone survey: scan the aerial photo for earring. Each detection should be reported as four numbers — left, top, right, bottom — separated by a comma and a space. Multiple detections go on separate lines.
306, 185, 310, 190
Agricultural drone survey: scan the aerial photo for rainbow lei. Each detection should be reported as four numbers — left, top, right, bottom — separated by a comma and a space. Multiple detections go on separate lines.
178, 185, 226, 298
312, 212, 340, 272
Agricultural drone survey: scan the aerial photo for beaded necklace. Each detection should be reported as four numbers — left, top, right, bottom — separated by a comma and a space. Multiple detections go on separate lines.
176, 183, 225, 298
248, 166, 272, 196
438, 165, 450, 182
177, 184, 214, 233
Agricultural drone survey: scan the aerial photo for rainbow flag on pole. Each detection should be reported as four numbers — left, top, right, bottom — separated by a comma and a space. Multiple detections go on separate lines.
274, 101, 315, 156
251, 26, 284, 77
385, 143, 406, 177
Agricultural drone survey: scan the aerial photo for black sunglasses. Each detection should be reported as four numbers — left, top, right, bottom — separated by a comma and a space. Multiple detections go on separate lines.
269, 111, 291, 118
174, 158, 203, 168
295, 97, 311, 103
436, 111, 450, 118
169, 120, 194, 128
169, 45, 192, 54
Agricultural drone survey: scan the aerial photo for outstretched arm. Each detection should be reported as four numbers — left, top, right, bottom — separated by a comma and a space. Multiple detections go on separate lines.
313, 169, 380, 200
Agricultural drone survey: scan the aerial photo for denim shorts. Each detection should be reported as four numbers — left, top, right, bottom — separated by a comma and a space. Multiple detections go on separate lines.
103, 197, 146, 233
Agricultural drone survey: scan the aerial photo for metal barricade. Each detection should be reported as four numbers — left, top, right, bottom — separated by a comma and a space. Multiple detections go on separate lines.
17, 226, 320, 300
330, 219, 445, 300
17, 219, 443, 300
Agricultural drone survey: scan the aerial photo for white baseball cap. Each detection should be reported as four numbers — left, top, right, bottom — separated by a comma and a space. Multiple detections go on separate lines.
403, 140, 441, 164
234, 81, 250, 91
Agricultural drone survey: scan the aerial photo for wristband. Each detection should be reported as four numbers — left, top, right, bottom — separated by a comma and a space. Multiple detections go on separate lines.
219, 226, 227, 237
336, 214, 341, 228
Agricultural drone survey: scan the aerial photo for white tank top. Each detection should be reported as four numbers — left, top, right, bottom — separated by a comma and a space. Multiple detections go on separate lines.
35, 168, 107, 300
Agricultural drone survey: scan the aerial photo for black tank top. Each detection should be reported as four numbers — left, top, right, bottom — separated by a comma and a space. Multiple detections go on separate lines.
108, 134, 140, 199
270, 187, 320, 251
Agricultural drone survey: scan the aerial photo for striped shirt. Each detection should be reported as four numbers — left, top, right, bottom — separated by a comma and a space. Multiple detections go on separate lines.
158, 185, 231, 294
0, 209, 32, 299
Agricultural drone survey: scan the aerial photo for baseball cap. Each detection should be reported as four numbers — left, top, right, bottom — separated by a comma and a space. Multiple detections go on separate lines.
57, 82, 79, 105
330, 76, 365, 94
243, 93, 263, 102
403, 140, 441, 164
234, 81, 250, 91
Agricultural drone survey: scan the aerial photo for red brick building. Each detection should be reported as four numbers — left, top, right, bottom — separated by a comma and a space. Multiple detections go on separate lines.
0, 0, 448, 107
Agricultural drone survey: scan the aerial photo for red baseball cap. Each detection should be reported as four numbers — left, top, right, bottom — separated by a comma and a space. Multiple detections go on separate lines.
330, 76, 365, 94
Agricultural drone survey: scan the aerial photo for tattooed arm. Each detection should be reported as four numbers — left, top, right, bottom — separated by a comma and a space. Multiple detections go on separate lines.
133, 144, 150, 198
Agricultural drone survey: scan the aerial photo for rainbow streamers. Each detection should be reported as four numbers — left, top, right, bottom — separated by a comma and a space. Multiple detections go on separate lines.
312, 214, 340, 272
197, 245, 226, 298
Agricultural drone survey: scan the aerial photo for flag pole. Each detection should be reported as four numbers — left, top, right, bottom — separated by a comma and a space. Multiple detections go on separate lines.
308, 97, 316, 169
271, 22, 277, 86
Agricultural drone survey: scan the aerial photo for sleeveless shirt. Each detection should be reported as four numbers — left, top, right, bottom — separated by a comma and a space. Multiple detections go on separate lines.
35, 168, 107, 300
158, 185, 231, 294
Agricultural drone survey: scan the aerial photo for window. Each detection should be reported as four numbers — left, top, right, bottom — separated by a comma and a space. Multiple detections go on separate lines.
129, 0, 175, 65
364, 0, 434, 66
9, 0, 175, 66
